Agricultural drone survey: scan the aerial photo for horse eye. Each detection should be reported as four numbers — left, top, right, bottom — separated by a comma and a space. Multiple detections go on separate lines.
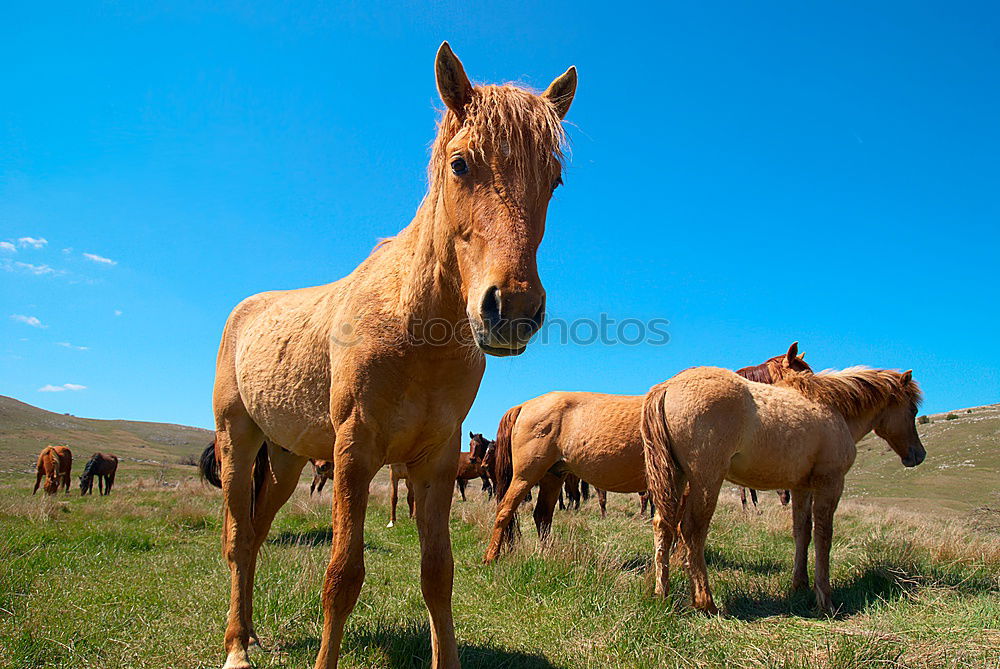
551, 176, 563, 193
451, 157, 469, 176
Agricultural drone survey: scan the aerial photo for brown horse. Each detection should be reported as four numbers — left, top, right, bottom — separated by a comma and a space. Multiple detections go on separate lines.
483, 343, 809, 562
80, 453, 118, 495
33, 445, 72, 495
456, 433, 490, 501
206, 42, 576, 669
642, 365, 925, 614
386, 463, 415, 528
739, 486, 790, 512
469, 432, 497, 498
310, 460, 335, 496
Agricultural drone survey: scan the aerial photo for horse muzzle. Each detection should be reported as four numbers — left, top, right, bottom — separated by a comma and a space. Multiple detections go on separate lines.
902, 445, 926, 468
472, 285, 545, 357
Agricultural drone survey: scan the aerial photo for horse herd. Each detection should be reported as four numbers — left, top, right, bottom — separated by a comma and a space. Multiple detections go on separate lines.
32, 445, 118, 497
25, 43, 930, 669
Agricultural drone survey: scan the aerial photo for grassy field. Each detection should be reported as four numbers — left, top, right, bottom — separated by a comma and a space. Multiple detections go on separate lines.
1, 460, 998, 669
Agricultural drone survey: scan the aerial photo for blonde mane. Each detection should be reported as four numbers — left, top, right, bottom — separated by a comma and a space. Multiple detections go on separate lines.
776, 366, 922, 418
429, 84, 568, 190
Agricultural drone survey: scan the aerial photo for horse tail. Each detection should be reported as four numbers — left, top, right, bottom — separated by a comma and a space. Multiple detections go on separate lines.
494, 404, 522, 504
580, 479, 590, 501
641, 383, 684, 533
494, 404, 523, 548
199, 441, 222, 489
199, 439, 269, 515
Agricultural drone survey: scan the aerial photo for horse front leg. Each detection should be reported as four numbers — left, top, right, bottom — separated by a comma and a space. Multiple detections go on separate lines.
410, 434, 462, 669
790, 489, 813, 592
811, 481, 843, 615
387, 471, 399, 527
314, 423, 380, 669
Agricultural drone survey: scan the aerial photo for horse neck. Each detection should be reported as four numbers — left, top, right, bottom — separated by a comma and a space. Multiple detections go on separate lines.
371, 191, 468, 328
841, 407, 882, 443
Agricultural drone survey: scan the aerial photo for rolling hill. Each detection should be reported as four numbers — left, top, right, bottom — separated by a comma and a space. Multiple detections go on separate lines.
1, 394, 996, 521
0, 394, 212, 473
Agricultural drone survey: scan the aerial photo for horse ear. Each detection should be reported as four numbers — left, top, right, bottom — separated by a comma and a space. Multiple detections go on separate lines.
797, 352, 806, 360
784, 341, 799, 366
469, 431, 474, 439
543, 66, 577, 119
436, 42, 473, 116
901, 370, 913, 384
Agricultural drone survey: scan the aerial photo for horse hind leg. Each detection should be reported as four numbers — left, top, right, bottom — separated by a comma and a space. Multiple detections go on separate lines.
245, 444, 308, 647
678, 475, 724, 614
216, 411, 266, 669
790, 489, 813, 592
533, 472, 563, 545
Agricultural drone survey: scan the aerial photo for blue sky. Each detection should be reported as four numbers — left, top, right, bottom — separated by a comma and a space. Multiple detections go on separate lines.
2, 1, 998, 434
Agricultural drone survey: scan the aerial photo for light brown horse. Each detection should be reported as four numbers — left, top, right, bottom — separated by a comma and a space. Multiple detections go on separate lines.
642, 365, 925, 614
386, 463, 415, 528
309, 460, 335, 496
33, 445, 72, 495
483, 343, 809, 562
208, 42, 576, 669
80, 452, 118, 495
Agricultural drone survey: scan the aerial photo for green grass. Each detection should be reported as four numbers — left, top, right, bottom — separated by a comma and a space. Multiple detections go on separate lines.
1, 465, 997, 669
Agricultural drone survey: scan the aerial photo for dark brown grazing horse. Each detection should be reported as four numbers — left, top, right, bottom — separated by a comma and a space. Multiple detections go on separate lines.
310, 460, 335, 496
455, 433, 490, 501
80, 453, 118, 495
470, 433, 497, 498
34, 445, 72, 495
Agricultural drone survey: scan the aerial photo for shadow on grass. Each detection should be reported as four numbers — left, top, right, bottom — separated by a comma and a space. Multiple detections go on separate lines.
281, 622, 562, 668
268, 528, 389, 554
726, 562, 935, 621
705, 546, 784, 575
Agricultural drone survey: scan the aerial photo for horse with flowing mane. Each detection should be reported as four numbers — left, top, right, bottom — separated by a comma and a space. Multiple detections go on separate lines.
201, 42, 576, 669
33, 445, 72, 495
642, 365, 925, 614
79, 453, 118, 496
483, 343, 809, 562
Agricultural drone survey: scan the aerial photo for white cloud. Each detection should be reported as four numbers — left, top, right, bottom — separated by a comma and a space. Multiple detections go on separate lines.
18, 237, 48, 249
62, 247, 73, 254
57, 342, 89, 351
38, 383, 87, 392
11, 261, 62, 276
0, 241, 15, 253
10, 314, 46, 328
114, 309, 123, 317
83, 252, 116, 266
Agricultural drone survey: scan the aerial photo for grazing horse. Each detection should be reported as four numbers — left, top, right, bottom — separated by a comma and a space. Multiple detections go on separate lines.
483, 343, 809, 562
642, 365, 925, 614
79, 453, 118, 495
386, 463, 416, 528
310, 460, 335, 496
739, 486, 790, 511
205, 42, 576, 669
455, 433, 490, 501
33, 445, 72, 495
469, 432, 496, 498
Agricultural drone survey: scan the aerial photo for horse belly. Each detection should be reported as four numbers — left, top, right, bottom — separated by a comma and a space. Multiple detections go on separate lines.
562, 437, 646, 493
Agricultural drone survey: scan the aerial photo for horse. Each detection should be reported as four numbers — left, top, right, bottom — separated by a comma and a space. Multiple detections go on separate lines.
386, 463, 415, 528
642, 365, 925, 614
33, 445, 72, 495
739, 486, 790, 512
310, 460, 335, 496
455, 433, 490, 501
483, 343, 809, 562
203, 42, 576, 669
469, 432, 496, 498
79, 453, 118, 495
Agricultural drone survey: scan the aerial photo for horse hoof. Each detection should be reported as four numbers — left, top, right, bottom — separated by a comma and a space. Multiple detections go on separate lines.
386, 521, 394, 528
222, 650, 251, 669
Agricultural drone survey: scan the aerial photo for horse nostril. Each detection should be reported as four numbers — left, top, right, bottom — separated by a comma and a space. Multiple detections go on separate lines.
481, 286, 501, 326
